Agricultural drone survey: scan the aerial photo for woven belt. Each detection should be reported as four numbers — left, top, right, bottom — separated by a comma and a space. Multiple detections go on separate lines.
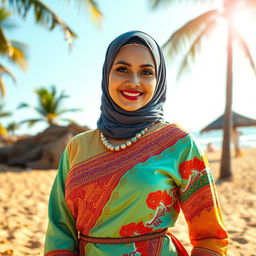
79, 228, 168, 244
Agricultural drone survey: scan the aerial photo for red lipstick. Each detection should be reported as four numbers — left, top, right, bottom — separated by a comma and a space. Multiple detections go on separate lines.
121, 90, 143, 101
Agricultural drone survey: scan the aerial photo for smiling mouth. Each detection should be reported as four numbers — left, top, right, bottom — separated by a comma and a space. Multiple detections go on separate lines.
121, 90, 144, 100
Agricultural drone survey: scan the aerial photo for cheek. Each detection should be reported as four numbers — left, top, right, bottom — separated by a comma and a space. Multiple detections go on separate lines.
108, 73, 123, 91
108, 74, 118, 95
147, 79, 157, 98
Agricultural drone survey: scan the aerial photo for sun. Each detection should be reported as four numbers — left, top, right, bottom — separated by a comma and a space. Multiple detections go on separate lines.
229, 4, 255, 40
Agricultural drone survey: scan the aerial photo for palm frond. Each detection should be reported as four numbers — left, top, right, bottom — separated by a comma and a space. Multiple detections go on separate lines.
17, 102, 30, 109
0, 101, 12, 117
8, 40, 28, 70
0, 78, 6, 97
8, 0, 77, 46
0, 110, 12, 117
34, 87, 54, 114
60, 118, 77, 124
0, 7, 11, 20
0, 38, 28, 70
0, 8, 16, 31
163, 9, 220, 57
19, 118, 43, 127
54, 90, 69, 111
148, 0, 173, 9
86, 0, 103, 27
0, 8, 17, 55
35, 87, 48, 97
0, 64, 16, 82
51, 84, 57, 98
235, 31, 256, 75
0, 64, 16, 97
177, 19, 219, 79
148, 0, 217, 9
7, 121, 20, 131
57, 108, 82, 115
0, 26, 11, 56
34, 106, 46, 115
0, 8, 28, 69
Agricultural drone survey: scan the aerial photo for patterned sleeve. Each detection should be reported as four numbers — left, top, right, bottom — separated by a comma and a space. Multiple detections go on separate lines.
44, 147, 78, 256
178, 134, 228, 255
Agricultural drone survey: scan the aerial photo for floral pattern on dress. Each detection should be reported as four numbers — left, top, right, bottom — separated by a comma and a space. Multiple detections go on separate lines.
146, 190, 172, 211
146, 190, 174, 227
179, 157, 205, 180
120, 222, 153, 237
179, 157, 208, 193
120, 222, 153, 256
119, 189, 179, 255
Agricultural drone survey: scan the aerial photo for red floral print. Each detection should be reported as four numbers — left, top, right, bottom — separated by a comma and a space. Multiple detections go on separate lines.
146, 191, 162, 210
146, 190, 172, 210
120, 222, 154, 256
161, 190, 173, 210
145, 190, 174, 227
179, 157, 205, 180
119, 221, 153, 237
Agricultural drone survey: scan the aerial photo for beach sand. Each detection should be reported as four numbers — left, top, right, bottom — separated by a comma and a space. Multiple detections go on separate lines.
0, 148, 255, 256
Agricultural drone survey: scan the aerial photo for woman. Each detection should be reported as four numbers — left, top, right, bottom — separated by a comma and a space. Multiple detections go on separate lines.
44, 31, 228, 256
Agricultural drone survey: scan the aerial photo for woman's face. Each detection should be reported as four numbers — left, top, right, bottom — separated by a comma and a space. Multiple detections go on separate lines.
108, 45, 157, 112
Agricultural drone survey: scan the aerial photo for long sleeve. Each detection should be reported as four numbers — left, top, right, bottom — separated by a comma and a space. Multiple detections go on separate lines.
44, 148, 78, 256
178, 134, 228, 255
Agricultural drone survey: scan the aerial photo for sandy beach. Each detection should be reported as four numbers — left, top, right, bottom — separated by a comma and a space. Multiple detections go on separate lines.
0, 148, 255, 256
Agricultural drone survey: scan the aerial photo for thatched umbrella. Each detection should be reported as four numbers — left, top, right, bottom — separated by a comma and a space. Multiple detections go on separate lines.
200, 111, 256, 133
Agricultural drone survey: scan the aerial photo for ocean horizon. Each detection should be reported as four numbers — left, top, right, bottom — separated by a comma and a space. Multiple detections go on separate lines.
192, 127, 256, 150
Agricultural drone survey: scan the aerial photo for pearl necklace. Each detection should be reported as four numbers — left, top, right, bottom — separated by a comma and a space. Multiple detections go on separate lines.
100, 127, 148, 152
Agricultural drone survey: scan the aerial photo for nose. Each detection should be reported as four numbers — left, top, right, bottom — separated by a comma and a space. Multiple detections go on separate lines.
127, 73, 140, 87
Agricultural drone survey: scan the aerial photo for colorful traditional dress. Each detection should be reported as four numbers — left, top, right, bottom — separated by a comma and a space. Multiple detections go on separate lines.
44, 123, 228, 256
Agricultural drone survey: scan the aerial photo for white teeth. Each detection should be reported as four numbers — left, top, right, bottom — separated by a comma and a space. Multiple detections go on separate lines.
122, 91, 141, 96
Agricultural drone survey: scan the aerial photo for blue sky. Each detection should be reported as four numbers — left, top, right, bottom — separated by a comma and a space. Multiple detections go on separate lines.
2, 0, 256, 135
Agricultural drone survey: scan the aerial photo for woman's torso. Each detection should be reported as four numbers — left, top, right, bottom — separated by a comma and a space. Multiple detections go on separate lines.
64, 123, 189, 256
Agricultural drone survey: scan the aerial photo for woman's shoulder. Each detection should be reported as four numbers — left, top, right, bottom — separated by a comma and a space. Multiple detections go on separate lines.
162, 122, 197, 144
66, 128, 105, 167
162, 122, 190, 136
68, 128, 100, 148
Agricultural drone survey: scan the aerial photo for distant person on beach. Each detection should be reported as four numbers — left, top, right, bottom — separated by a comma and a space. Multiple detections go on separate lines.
44, 31, 228, 256
232, 127, 243, 158
206, 142, 216, 153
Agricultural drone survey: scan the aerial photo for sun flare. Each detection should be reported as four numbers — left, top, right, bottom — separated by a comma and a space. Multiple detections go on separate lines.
229, 7, 255, 40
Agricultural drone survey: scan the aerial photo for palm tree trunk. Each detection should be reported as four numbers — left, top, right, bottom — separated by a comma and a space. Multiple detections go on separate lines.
219, 21, 233, 179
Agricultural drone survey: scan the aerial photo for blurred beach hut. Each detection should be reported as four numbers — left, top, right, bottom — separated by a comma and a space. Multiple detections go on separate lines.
200, 111, 256, 133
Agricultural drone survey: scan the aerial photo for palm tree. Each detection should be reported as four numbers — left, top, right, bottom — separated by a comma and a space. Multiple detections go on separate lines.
1, 0, 103, 46
6, 121, 20, 135
0, 1, 102, 96
150, 0, 256, 179
0, 7, 27, 96
18, 85, 82, 127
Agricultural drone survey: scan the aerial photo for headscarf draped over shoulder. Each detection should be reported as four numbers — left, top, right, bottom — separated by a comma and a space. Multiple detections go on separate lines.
97, 30, 167, 139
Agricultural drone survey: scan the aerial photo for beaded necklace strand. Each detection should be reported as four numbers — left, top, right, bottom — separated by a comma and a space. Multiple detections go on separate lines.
100, 127, 148, 152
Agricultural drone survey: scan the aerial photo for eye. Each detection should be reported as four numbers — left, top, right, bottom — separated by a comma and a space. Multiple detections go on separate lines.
116, 66, 128, 73
142, 69, 154, 76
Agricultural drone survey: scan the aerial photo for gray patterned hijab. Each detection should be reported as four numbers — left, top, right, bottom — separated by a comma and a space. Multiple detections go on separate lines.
97, 31, 167, 139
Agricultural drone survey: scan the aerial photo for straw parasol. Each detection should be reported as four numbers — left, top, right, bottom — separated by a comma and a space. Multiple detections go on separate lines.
200, 111, 256, 133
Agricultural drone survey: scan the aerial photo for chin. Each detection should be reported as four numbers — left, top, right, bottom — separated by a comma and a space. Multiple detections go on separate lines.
122, 105, 142, 112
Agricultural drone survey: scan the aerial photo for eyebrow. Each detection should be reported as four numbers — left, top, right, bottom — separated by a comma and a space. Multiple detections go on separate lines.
114, 61, 155, 69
